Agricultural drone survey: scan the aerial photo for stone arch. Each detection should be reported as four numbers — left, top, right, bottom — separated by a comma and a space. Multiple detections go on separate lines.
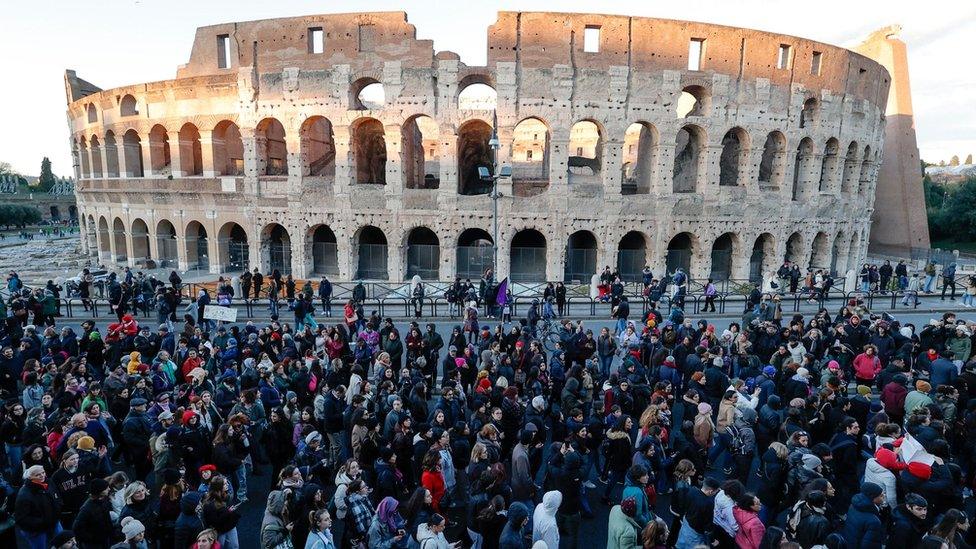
719, 127, 749, 187
213, 120, 244, 176
351, 77, 384, 110
457, 80, 497, 110
260, 223, 291, 275
709, 232, 739, 281
130, 218, 150, 263
97, 216, 111, 259
457, 228, 494, 279
89, 135, 104, 178
568, 120, 603, 182
510, 229, 547, 282
618, 231, 650, 282
355, 225, 389, 280
565, 230, 598, 282
622, 122, 659, 195
256, 118, 288, 176
677, 85, 710, 118
85, 214, 97, 254
103, 131, 120, 177
809, 231, 830, 270
791, 137, 815, 201
673, 125, 705, 193
858, 145, 874, 195
308, 224, 339, 276
79, 136, 91, 178
666, 232, 697, 275
800, 97, 819, 128
818, 138, 840, 192
86, 103, 97, 123
155, 219, 178, 268
841, 141, 859, 194
350, 117, 386, 185
120, 94, 138, 117
847, 232, 861, 273
457, 119, 493, 195
217, 222, 249, 272
122, 129, 144, 177
402, 115, 439, 189
112, 217, 128, 262
511, 117, 550, 192
300, 116, 335, 178
405, 226, 440, 280
749, 233, 776, 282
758, 131, 787, 190
148, 124, 172, 175
785, 232, 805, 266
177, 123, 203, 176
831, 232, 847, 275
185, 220, 210, 271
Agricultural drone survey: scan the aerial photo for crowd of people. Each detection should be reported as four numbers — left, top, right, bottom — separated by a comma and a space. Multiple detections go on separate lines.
0, 263, 975, 549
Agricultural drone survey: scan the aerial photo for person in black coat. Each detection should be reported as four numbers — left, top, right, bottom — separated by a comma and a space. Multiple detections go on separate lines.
73, 478, 114, 549
173, 491, 204, 549
14, 465, 62, 548
887, 494, 931, 549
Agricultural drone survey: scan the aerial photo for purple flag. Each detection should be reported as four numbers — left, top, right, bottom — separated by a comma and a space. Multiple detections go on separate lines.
496, 277, 509, 306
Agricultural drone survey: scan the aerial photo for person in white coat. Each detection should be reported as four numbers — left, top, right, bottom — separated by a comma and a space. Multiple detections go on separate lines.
532, 491, 562, 549
862, 447, 901, 509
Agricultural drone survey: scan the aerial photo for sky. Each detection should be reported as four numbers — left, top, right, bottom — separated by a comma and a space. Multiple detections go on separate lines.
1, 0, 974, 176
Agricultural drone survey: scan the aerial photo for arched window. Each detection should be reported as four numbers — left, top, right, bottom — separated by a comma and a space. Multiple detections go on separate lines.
719, 127, 749, 187
618, 231, 649, 282
86, 104, 97, 123
809, 232, 830, 270
510, 229, 547, 282
858, 146, 874, 195
568, 121, 602, 183
261, 224, 291, 274
356, 226, 388, 279
750, 234, 776, 283
622, 122, 658, 195
792, 137, 815, 201
402, 115, 439, 189
78, 137, 91, 179
800, 98, 819, 128
300, 117, 335, 178
666, 233, 694, 275
818, 138, 839, 193
710, 233, 736, 281
841, 142, 859, 194
350, 118, 386, 184
112, 218, 128, 262
511, 118, 549, 196
130, 218, 150, 262
185, 221, 209, 271
89, 136, 104, 178
148, 125, 172, 175
406, 227, 440, 280
351, 78, 385, 110
256, 118, 288, 176
217, 222, 249, 272
758, 131, 786, 190
565, 231, 597, 282
457, 229, 494, 279
104, 131, 120, 178
122, 130, 144, 177
458, 82, 497, 110
673, 125, 704, 193
120, 94, 138, 117
213, 120, 244, 176
677, 86, 709, 118
785, 232, 804, 265
177, 123, 203, 176
309, 225, 338, 276
457, 120, 493, 195
156, 220, 178, 268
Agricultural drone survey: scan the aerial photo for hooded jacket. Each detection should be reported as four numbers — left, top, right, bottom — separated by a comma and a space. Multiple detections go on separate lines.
499, 502, 529, 549
842, 493, 884, 549
733, 506, 765, 549
531, 491, 561, 549
416, 522, 450, 549
606, 504, 641, 549
862, 457, 898, 509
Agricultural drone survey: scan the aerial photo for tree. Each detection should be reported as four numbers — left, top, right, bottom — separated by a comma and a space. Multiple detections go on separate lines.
0, 204, 41, 229
38, 157, 55, 191
967, 154, 973, 165
951, 155, 960, 166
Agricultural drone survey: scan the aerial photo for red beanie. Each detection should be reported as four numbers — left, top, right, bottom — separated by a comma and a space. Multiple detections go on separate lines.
874, 448, 907, 472
181, 410, 197, 425
199, 464, 217, 474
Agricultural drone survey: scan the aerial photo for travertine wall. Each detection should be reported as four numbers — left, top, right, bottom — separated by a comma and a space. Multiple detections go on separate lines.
64, 11, 889, 282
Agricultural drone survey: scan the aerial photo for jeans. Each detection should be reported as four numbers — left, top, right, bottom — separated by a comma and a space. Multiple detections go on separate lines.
924, 275, 936, 292
603, 468, 626, 499
233, 463, 248, 501
5, 443, 22, 478
675, 518, 708, 549
615, 317, 627, 335
708, 432, 731, 470
18, 523, 62, 549
903, 291, 919, 306
964, 294, 974, 306
219, 528, 239, 549
860, 281, 870, 292
599, 355, 614, 379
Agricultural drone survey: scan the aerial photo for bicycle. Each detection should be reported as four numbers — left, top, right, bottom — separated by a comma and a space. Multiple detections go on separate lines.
538, 317, 562, 353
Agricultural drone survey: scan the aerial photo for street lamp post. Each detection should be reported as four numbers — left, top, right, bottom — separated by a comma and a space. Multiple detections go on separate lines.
489, 125, 500, 273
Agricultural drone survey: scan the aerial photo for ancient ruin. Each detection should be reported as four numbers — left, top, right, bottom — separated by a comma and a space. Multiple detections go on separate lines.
64, 11, 890, 282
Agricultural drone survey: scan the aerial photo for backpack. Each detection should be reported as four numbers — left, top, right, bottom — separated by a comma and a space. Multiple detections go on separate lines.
726, 424, 746, 455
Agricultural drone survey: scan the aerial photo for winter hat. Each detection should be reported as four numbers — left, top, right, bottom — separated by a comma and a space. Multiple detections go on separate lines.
796, 367, 810, 378
620, 496, 638, 517
801, 454, 822, 471
697, 403, 712, 415
857, 385, 872, 397
905, 493, 928, 508
77, 436, 95, 451
305, 431, 323, 445
713, 357, 724, 367
286, 391, 297, 402
121, 517, 145, 541
198, 464, 217, 474
860, 482, 883, 500
827, 360, 840, 371
789, 398, 806, 408
900, 327, 913, 339
916, 380, 932, 393
532, 396, 545, 410
893, 373, 908, 385
89, 477, 109, 496
181, 410, 197, 425
664, 356, 676, 367
763, 365, 776, 377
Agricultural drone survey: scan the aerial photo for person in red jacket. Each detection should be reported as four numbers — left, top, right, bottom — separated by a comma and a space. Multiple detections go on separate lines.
853, 345, 882, 387
182, 349, 204, 381
420, 451, 446, 512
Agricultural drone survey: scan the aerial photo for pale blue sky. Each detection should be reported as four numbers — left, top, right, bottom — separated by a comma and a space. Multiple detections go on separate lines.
2, 0, 974, 176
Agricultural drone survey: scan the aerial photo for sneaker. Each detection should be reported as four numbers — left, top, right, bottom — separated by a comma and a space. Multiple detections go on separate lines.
583, 480, 596, 489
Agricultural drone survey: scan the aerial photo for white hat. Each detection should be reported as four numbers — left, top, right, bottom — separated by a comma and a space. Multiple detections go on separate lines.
305, 431, 322, 445
121, 517, 145, 541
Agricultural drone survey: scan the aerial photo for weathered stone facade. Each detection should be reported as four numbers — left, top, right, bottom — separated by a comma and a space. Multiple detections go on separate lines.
64, 11, 889, 282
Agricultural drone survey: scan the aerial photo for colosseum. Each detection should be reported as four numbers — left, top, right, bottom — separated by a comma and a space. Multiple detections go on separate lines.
64, 11, 891, 284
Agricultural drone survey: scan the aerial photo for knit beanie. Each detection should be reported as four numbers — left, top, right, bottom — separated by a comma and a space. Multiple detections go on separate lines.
915, 380, 932, 393
697, 403, 712, 415
77, 436, 95, 451
860, 482, 883, 500
620, 496, 637, 517
120, 517, 145, 541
